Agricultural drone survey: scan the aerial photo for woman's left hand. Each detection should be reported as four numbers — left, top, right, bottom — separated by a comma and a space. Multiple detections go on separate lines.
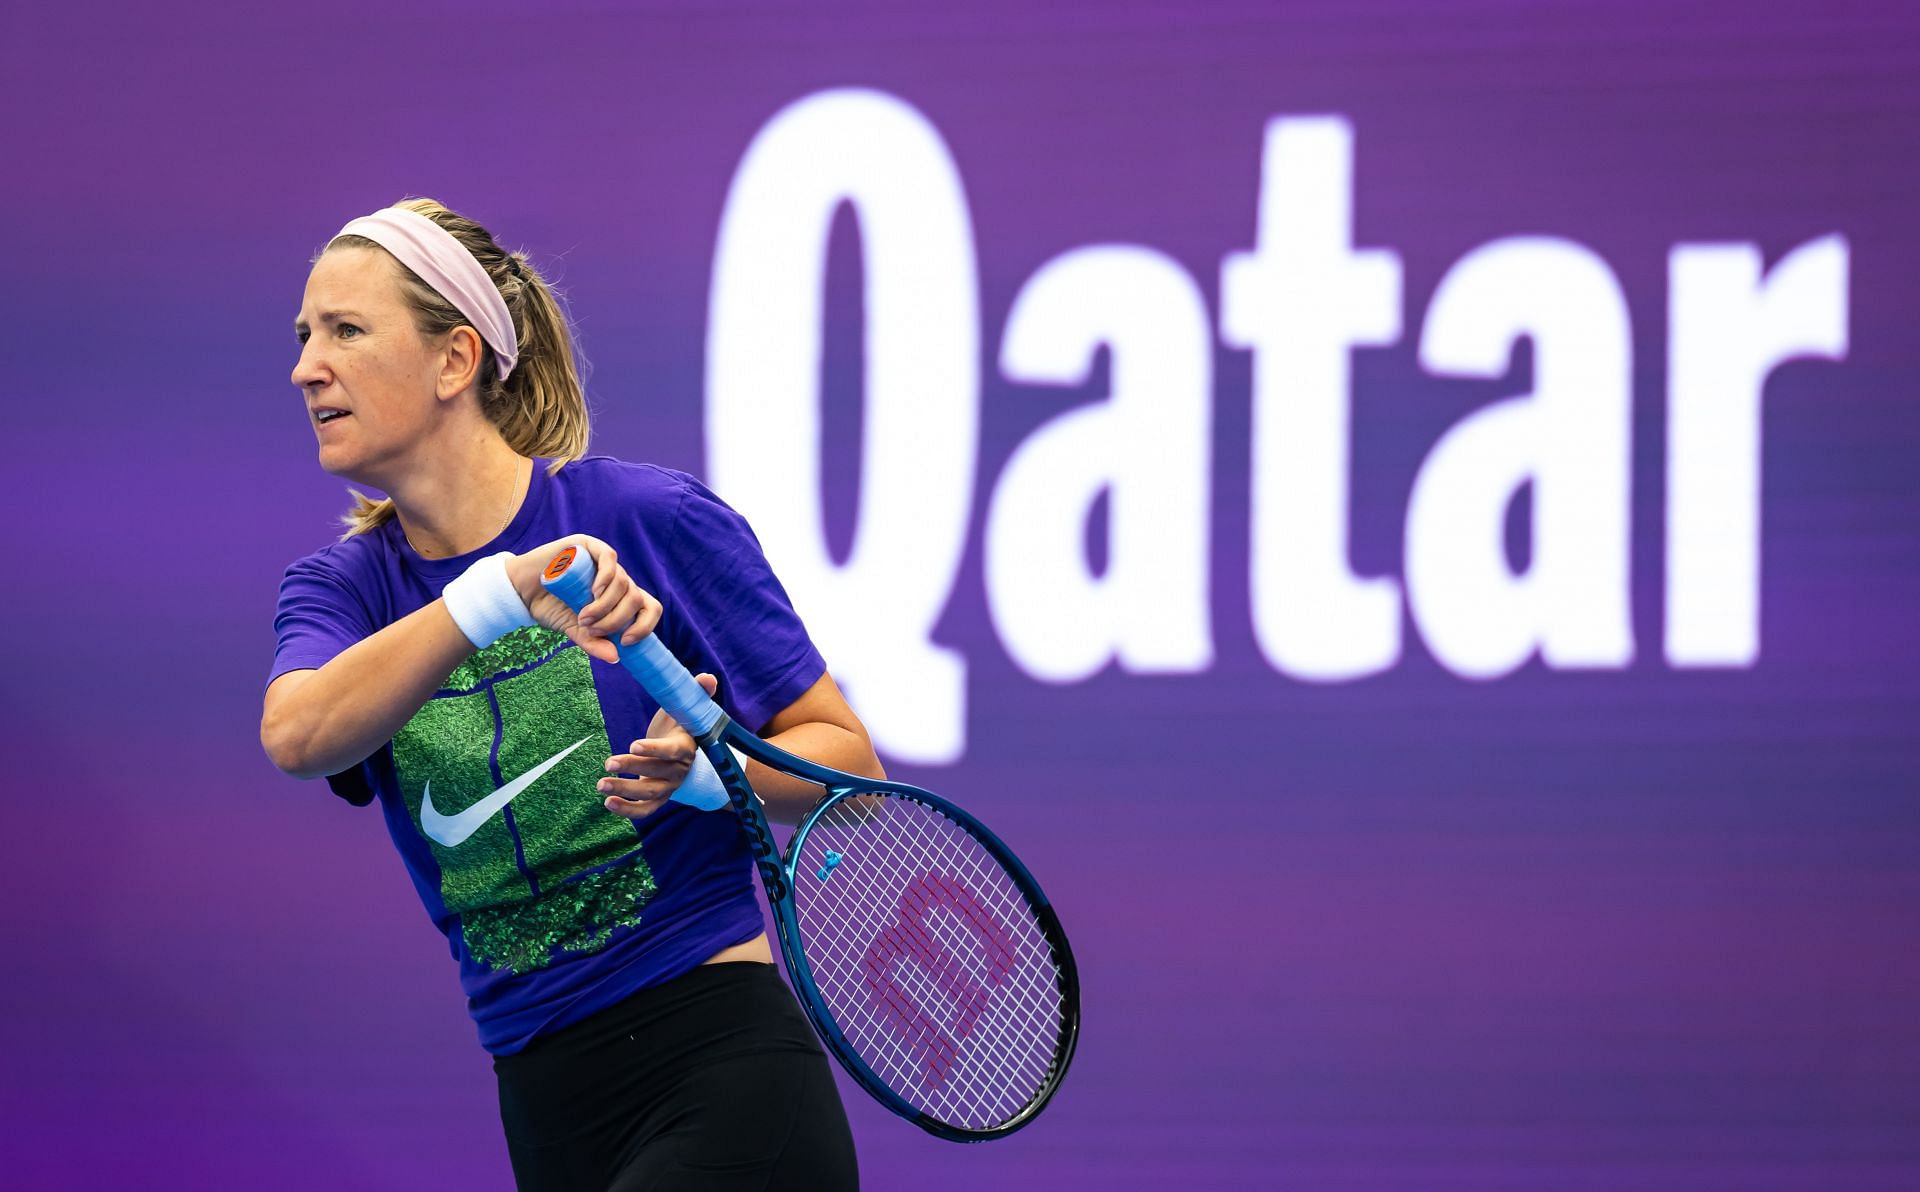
597, 672, 720, 820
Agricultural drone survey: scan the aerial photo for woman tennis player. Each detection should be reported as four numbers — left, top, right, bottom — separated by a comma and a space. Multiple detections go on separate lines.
261, 199, 871, 1189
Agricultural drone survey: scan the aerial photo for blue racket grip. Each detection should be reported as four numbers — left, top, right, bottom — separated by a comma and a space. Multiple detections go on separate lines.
538, 545, 730, 809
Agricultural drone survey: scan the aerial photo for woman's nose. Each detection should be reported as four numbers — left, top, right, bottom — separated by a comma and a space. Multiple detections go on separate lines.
291, 340, 327, 390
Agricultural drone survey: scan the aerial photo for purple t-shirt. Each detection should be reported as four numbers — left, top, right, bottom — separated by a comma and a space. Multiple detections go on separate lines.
268, 457, 825, 1055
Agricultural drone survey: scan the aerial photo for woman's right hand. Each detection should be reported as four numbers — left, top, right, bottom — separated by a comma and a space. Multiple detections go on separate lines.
507, 535, 661, 664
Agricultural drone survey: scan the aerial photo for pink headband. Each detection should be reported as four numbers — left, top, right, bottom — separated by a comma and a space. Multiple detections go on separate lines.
333, 207, 519, 380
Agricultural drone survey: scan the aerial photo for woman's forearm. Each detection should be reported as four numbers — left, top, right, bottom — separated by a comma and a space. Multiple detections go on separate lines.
747, 721, 887, 826
261, 600, 475, 780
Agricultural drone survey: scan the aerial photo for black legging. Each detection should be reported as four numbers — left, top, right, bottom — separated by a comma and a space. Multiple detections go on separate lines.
493, 961, 859, 1190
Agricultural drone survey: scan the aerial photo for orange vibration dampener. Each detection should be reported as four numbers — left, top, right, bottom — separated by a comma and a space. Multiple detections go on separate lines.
543, 546, 578, 580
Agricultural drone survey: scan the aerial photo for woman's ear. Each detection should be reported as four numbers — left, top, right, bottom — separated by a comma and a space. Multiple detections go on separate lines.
437, 325, 485, 401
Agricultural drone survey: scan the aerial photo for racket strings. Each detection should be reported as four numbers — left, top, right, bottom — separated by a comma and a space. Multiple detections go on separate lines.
800, 839, 1057, 1128
810, 824, 1054, 1118
790, 794, 1068, 1131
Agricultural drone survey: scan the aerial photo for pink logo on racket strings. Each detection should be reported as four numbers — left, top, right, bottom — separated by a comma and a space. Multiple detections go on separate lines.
860, 872, 1018, 1091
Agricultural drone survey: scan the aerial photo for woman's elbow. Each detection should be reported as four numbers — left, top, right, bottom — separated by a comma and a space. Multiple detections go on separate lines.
260, 707, 323, 780
260, 728, 311, 780
261, 671, 326, 779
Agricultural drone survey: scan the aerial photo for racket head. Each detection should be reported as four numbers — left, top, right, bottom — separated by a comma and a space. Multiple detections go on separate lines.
771, 780, 1080, 1142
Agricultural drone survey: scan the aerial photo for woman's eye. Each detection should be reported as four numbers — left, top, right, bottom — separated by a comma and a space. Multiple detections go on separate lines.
338, 324, 363, 339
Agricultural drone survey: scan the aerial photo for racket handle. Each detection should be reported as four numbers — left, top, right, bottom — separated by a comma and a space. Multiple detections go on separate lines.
539, 544, 730, 808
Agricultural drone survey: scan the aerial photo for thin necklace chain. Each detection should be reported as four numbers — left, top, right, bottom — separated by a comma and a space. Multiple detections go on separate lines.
405, 455, 528, 559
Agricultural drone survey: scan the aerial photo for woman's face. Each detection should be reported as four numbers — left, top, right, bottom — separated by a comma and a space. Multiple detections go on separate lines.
291, 246, 444, 486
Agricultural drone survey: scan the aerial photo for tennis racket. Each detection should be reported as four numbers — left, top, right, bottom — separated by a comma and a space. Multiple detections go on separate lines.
541, 544, 1079, 1142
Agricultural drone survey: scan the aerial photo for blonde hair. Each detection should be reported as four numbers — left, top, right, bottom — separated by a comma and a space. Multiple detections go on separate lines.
322, 197, 591, 537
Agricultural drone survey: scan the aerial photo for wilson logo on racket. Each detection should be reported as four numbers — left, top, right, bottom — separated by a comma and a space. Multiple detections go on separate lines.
861, 873, 1018, 1091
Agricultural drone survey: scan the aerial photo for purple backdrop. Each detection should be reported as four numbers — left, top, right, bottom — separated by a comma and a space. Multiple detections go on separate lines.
6, 1, 1920, 1188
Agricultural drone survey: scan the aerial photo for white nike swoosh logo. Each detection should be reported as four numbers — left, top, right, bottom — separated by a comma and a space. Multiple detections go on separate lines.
420, 734, 597, 847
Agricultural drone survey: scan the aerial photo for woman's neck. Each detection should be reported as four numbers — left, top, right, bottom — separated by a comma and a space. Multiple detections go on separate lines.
389, 435, 532, 559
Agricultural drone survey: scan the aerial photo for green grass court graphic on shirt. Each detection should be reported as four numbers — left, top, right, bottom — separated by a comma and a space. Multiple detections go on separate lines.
392, 626, 656, 975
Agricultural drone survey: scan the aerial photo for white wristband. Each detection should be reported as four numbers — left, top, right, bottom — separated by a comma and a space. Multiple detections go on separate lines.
673, 751, 731, 811
442, 552, 535, 649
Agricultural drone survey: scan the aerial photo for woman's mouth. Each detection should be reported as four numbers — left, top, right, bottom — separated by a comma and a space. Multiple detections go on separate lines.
315, 408, 350, 425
